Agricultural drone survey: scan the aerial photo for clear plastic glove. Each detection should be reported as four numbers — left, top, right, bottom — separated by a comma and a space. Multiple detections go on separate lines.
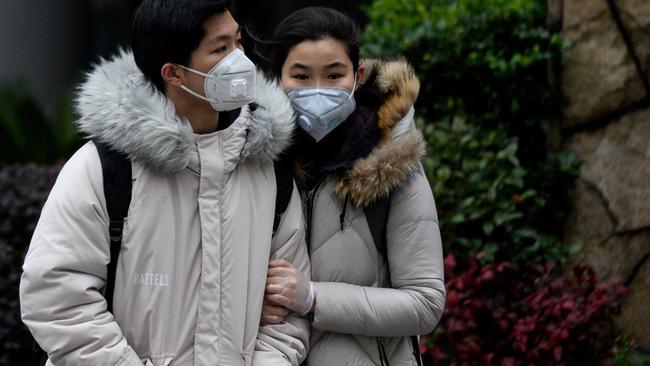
261, 298, 290, 325
265, 259, 315, 315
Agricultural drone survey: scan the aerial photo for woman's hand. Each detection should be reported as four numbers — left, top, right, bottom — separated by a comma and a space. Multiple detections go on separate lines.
261, 299, 290, 325
265, 259, 315, 315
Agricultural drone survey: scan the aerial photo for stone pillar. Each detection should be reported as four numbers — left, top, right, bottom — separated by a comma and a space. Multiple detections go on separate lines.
561, 0, 650, 351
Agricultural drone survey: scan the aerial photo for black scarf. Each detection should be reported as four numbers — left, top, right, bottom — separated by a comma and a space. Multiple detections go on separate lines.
294, 107, 381, 189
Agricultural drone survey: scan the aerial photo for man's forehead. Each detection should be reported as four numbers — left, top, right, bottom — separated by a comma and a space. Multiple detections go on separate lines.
203, 11, 239, 35
205, 25, 241, 44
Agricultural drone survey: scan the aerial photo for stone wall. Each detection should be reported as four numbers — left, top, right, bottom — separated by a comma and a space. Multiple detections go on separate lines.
557, 0, 650, 351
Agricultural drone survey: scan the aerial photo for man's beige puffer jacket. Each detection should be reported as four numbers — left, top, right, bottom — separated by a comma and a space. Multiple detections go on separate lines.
20, 50, 310, 366
303, 59, 446, 366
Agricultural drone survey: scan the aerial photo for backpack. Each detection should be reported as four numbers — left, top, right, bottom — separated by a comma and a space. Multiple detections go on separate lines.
365, 196, 423, 366
31, 142, 294, 366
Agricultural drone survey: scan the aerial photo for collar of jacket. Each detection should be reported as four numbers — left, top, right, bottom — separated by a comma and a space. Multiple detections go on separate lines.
333, 57, 427, 207
74, 49, 294, 174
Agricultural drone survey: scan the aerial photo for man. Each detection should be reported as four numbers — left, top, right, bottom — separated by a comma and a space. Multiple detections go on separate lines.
19, 1, 309, 365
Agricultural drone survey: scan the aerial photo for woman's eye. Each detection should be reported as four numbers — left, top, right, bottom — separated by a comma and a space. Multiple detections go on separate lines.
328, 74, 344, 80
293, 74, 309, 80
214, 46, 227, 53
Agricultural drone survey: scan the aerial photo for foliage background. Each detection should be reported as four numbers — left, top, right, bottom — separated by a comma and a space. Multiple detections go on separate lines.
1, 0, 648, 365
363, 0, 579, 266
361, 0, 646, 364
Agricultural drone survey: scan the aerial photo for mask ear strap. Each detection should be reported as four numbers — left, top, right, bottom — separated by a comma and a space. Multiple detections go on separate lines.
178, 64, 211, 79
348, 74, 358, 100
180, 84, 213, 103
176, 63, 218, 103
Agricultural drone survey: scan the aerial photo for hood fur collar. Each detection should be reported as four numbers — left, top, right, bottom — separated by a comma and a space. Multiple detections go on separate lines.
335, 58, 426, 207
75, 50, 294, 174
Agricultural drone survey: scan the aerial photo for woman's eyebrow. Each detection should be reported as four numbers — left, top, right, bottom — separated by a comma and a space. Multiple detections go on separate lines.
289, 63, 310, 71
324, 61, 348, 69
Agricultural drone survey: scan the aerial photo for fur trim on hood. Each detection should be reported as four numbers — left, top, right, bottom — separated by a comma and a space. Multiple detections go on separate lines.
75, 49, 294, 174
335, 57, 426, 207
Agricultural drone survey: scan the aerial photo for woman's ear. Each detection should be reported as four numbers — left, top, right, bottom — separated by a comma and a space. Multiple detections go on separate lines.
161, 63, 184, 87
354, 63, 365, 91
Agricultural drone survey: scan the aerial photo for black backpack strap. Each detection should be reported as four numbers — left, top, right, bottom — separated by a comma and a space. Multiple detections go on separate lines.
32, 341, 48, 366
95, 141, 132, 314
411, 335, 423, 366
364, 194, 391, 262
365, 194, 422, 366
273, 158, 294, 235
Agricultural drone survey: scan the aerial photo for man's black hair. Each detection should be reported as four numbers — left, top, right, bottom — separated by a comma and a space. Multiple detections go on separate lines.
131, 0, 232, 92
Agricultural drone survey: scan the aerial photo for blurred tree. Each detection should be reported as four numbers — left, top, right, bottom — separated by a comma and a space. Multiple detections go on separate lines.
0, 83, 81, 164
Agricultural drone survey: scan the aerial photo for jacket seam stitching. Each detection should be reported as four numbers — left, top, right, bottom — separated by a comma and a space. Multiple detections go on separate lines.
114, 347, 135, 366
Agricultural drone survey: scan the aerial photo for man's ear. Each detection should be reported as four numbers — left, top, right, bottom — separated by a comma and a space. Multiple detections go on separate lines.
161, 63, 183, 87
355, 63, 365, 91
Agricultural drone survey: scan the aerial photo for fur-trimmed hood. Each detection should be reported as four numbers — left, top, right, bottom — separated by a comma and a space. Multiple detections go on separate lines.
335, 57, 426, 207
75, 50, 294, 174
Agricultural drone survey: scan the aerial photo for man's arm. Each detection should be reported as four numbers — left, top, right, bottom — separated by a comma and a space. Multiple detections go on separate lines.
19, 143, 143, 366
252, 183, 310, 366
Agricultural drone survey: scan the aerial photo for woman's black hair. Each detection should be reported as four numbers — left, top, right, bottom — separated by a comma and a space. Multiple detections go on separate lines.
250, 7, 361, 80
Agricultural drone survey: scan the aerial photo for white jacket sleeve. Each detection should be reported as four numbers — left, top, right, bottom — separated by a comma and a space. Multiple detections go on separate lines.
253, 183, 310, 366
19, 143, 143, 366
311, 167, 446, 337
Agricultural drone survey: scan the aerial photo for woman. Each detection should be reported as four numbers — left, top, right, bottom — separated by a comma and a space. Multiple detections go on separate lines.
259, 7, 446, 366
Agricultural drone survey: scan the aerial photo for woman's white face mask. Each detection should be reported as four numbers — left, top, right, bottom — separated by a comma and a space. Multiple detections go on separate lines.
178, 48, 256, 112
286, 77, 357, 142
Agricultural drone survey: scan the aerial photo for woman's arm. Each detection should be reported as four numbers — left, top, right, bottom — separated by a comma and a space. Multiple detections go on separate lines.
312, 166, 445, 336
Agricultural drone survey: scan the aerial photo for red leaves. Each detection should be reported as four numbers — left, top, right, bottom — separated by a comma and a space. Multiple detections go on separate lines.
444, 253, 457, 273
477, 266, 496, 286
421, 256, 627, 365
553, 346, 562, 362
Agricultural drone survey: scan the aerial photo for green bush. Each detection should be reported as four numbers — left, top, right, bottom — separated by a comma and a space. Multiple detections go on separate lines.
418, 118, 579, 264
0, 83, 81, 164
363, 0, 557, 125
362, 0, 579, 265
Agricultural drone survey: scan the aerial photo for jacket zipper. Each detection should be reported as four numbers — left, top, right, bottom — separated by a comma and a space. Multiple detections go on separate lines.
305, 177, 326, 254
